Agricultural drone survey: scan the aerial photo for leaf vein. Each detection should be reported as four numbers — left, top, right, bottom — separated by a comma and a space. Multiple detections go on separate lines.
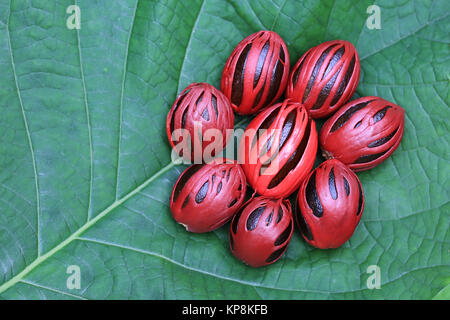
116, 0, 140, 201
176, 0, 206, 94
74, 0, 94, 221
0, 162, 175, 294
19, 280, 87, 300
6, 0, 41, 256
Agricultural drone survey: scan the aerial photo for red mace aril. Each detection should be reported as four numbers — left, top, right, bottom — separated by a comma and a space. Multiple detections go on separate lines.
295, 159, 364, 249
170, 158, 246, 233
166, 82, 234, 163
221, 30, 290, 115
320, 96, 405, 171
230, 197, 293, 267
286, 40, 360, 119
238, 99, 317, 198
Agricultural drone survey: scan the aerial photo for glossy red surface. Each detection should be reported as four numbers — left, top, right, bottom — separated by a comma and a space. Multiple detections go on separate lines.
320, 96, 405, 171
221, 30, 290, 115
286, 40, 360, 119
230, 197, 293, 267
166, 82, 234, 163
296, 159, 364, 249
238, 99, 317, 198
170, 159, 246, 233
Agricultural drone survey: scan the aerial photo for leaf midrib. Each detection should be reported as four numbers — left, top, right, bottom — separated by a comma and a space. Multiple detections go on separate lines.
0, 162, 175, 295
0, 0, 207, 296
2, 0, 447, 299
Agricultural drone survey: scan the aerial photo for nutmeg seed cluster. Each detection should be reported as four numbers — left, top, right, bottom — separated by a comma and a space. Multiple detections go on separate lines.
166, 30, 405, 268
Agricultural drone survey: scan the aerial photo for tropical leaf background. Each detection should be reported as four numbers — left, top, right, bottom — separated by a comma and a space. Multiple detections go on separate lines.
0, 0, 448, 299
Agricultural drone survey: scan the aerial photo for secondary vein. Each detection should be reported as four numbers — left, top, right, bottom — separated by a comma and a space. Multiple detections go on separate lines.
6, 0, 42, 256
75, 0, 94, 221
176, 0, 206, 94
20, 279, 87, 300
116, 0, 139, 201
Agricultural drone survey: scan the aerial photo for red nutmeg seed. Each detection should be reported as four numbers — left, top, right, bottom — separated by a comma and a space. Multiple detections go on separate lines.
319, 96, 405, 172
166, 82, 234, 163
286, 40, 360, 119
170, 159, 246, 233
230, 197, 293, 267
238, 99, 317, 198
221, 30, 290, 115
295, 159, 364, 249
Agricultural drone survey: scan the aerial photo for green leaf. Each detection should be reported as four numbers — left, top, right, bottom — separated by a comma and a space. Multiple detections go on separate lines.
432, 283, 450, 300
0, 0, 448, 299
